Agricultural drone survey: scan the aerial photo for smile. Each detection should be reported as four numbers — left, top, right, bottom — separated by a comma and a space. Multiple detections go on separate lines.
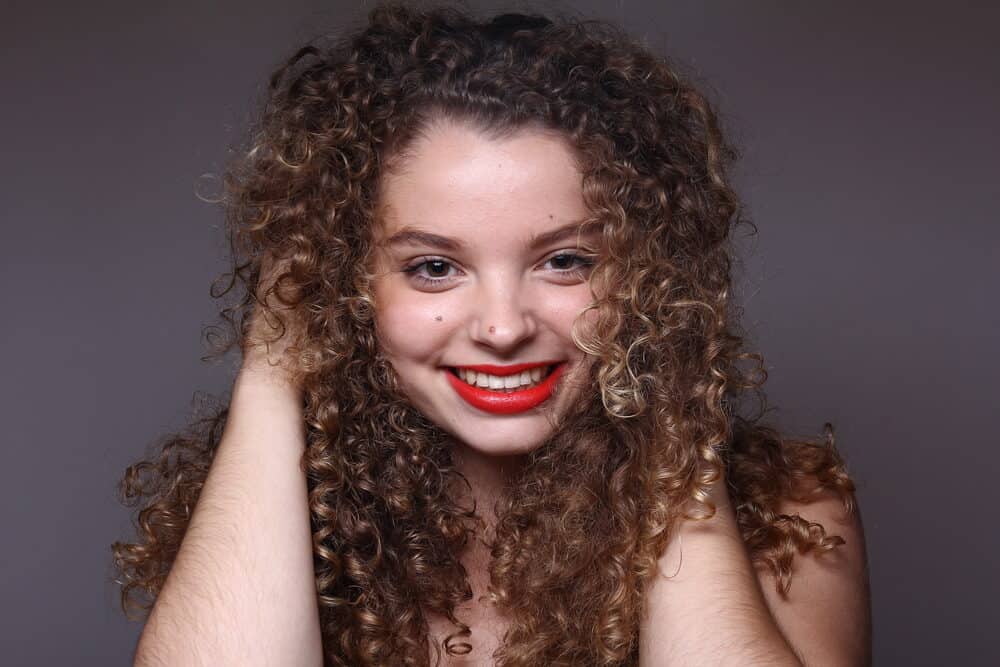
444, 362, 566, 414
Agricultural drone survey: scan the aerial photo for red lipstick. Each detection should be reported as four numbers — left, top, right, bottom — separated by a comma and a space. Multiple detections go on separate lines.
445, 362, 566, 415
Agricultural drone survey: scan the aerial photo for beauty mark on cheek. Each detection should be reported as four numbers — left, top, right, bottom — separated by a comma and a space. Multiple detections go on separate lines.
435, 315, 443, 321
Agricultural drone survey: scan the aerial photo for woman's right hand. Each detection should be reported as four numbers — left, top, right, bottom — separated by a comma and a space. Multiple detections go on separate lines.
240, 251, 307, 390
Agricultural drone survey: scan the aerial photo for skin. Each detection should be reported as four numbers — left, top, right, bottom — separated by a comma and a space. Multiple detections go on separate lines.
371, 118, 599, 518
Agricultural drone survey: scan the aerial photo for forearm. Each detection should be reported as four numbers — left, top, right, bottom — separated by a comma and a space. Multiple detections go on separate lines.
639, 474, 801, 667
134, 369, 323, 667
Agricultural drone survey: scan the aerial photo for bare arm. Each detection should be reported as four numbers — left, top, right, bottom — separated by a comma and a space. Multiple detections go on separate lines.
134, 265, 323, 666
639, 473, 800, 667
639, 470, 870, 666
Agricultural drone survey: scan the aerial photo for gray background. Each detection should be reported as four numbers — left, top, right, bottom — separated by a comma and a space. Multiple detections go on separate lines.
2, 0, 996, 664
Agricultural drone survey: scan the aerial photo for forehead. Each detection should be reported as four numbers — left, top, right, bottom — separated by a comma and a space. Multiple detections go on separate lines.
375, 120, 592, 242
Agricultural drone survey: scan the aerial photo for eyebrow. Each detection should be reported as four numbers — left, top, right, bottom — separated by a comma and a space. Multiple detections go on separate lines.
381, 219, 601, 251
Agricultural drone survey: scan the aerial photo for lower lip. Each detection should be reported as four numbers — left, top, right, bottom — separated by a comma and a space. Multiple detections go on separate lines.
445, 363, 567, 415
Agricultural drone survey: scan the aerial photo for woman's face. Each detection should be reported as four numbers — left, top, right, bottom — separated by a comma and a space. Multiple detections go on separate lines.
371, 119, 599, 457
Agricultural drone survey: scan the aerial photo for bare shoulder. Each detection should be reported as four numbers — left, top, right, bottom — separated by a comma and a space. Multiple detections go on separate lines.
755, 481, 873, 667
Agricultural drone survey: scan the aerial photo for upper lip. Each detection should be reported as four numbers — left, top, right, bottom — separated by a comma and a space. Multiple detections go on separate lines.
451, 361, 562, 376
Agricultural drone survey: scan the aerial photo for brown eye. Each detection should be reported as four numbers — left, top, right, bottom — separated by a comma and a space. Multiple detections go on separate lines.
425, 260, 449, 277
544, 252, 593, 273
549, 254, 578, 270
402, 257, 461, 289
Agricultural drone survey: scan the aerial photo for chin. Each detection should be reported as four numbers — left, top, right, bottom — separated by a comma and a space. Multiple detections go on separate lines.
438, 411, 555, 455
453, 430, 551, 457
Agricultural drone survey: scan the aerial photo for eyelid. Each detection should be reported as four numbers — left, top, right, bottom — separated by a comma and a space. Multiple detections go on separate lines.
547, 245, 598, 257
404, 255, 464, 271
540, 247, 598, 265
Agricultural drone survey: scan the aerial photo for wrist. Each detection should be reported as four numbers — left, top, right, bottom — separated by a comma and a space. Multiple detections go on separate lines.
235, 360, 304, 401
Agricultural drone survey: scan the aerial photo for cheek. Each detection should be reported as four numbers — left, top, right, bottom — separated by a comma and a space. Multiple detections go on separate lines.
538, 288, 595, 340
374, 293, 453, 362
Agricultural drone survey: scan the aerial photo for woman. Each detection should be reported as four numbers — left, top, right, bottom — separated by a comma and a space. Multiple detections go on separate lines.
113, 4, 871, 665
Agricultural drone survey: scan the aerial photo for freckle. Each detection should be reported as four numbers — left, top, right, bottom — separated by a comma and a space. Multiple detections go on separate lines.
434, 315, 443, 321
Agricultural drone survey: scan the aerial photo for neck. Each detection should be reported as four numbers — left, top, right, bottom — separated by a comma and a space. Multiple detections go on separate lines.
450, 440, 526, 529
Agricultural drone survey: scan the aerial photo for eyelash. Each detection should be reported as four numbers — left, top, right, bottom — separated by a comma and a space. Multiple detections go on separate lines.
401, 251, 595, 289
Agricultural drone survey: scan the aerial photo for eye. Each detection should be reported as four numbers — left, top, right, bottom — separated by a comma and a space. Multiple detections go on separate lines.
547, 253, 584, 270
402, 257, 461, 289
417, 259, 451, 278
541, 251, 595, 280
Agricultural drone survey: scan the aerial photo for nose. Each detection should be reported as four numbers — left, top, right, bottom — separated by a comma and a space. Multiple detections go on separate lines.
469, 277, 538, 352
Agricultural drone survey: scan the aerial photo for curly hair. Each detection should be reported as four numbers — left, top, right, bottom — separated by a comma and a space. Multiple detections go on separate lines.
112, 4, 858, 665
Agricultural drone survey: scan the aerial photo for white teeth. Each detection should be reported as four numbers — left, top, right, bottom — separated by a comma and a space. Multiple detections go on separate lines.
453, 366, 554, 392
